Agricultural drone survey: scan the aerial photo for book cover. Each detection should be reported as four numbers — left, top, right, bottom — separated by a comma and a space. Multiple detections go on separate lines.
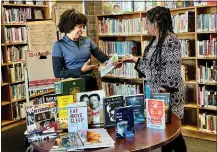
151, 93, 171, 124
77, 128, 115, 148
112, 0, 122, 14
145, 84, 151, 99
102, 1, 113, 14
26, 105, 38, 134
43, 94, 59, 103
133, 0, 145, 12
67, 102, 88, 132
115, 106, 135, 139
125, 94, 145, 124
146, 99, 165, 129
77, 90, 106, 125
56, 118, 68, 130
103, 95, 125, 128
54, 78, 86, 101
122, 0, 133, 13
99, 53, 118, 77
57, 95, 74, 118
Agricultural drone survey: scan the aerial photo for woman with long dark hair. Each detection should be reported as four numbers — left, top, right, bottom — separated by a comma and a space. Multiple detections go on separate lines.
122, 6, 187, 152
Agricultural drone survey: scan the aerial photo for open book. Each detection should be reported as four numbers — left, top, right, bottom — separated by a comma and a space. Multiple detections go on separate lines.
99, 53, 118, 77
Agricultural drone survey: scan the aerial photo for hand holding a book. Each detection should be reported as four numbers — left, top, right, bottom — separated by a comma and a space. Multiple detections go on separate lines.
81, 59, 97, 73
113, 59, 123, 69
122, 54, 138, 63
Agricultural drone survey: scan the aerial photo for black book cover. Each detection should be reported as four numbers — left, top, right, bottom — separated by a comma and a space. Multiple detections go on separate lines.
103, 95, 125, 128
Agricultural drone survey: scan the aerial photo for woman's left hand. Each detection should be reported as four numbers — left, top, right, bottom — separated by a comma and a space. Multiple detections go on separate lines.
113, 59, 123, 69
159, 87, 167, 93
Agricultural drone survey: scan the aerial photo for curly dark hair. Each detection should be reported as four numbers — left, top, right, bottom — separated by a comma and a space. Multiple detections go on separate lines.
89, 93, 100, 101
144, 6, 174, 76
58, 8, 87, 33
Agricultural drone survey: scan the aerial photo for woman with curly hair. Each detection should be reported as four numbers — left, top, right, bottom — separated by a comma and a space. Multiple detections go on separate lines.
122, 6, 187, 152
52, 8, 109, 91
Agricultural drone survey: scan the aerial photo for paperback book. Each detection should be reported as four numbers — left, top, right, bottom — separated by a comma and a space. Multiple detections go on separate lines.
103, 95, 125, 128
146, 99, 165, 129
99, 53, 118, 77
115, 106, 135, 139
125, 94, 145, 124
150, 93, 171, 124
76, 90, 106, 125
67, 102, 88, 132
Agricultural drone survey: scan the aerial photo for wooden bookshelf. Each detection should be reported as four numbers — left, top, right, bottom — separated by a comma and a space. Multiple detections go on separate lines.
97, 5, 217, 141
1, 1, 51, 130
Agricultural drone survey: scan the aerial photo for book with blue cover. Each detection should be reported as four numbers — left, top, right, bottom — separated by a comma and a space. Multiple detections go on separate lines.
125, 94, 145, 124
115, 106, 135, 139
150, 93, 171, 124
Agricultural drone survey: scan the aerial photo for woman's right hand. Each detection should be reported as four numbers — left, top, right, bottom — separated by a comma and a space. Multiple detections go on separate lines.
81, 59, 97, 73
122, 54, 138, 63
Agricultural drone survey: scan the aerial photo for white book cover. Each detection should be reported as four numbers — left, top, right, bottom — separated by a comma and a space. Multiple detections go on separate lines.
67, 102, 88, 132
122, 0, 133, 12
99, 53, 118, 77
76, 90, 106, 125
133, 0, 145, 12
146, 99, 165, 129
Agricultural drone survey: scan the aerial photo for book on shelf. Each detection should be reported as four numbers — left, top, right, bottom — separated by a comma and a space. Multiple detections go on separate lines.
67, 102, 88, 133
115, 106, 135, 139
112, 0, 122, 14
54, 78, 86, 102
76, 90, 106, 125
125, 94, 145, 124
150, 93, 171, 124
33, 9, 44, 19
103, 95, 125, 128
199, 113, 217, 134
99, 53, 118, 77
102, 1, 113, 14
133, 0, 145, 12
122, 0, 133, 13
146, 99, 165, 129
43, 93, 59, 103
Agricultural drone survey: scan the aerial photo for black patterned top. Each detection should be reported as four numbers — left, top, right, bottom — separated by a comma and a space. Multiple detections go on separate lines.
135, 33, 185, 119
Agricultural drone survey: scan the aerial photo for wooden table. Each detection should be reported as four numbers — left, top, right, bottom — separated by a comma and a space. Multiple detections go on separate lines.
31, 113, 181, 152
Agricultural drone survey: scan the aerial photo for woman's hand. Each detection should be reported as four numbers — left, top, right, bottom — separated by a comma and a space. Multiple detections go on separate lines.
113, 59, 123, 69
87, 106, 93, 124
122, 54, 138, 63
81, 59, 97, 73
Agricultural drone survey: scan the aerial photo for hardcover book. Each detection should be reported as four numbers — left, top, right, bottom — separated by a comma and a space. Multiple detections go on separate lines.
125, 94, 145, 124
76, 90, 106, 125
112, 0, 122, 14
151, 93, 171, 124
146, 99, 165, 129
57, 95, 74, 119
67, 102, 88, 132
115, 106, 135, 139
54, 78, 86, 101
43, 94, 59, 103
103, 95, 125, 128
102, 1, 113, 14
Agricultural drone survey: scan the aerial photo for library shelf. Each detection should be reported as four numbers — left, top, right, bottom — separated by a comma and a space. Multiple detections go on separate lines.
8, 61, 25, 65
197, 32, 217, 34
10, 80, 25, 85
2, 4, 49, 8
98, 34, 141, 37
5, 42, 28, 46
198, 107, 217, 111
184, 80, 197, 84
1, 101, 10, 106
184, 103, 198, 108
182, 57, 196, 60
2, 119, 26, 131
1, 63, 8, 66
197, 57, 217, 60
1, 43, 5, 46
4, 23, 26, 26
1, 82, 9, 86
198, 82, 217, 86
182, 125, 199, 132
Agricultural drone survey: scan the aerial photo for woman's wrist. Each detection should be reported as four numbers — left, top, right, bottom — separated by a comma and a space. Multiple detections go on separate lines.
133, 57, 139, 63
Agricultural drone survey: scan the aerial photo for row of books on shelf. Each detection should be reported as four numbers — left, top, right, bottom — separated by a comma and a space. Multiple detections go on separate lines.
5, 27, 27, 43
199, 113, 217, 134
9, 62, 25, 83
198, 61, 217, 83
98, 40, 138, 56
2, 0, 46, 5
107, 63, 139, 79
3, 7, 44, 24
6, 46, 27, 63
98, 18, 141, 35
102, 0, 209, 15
197, 14, 217, 32
198, 86, 217, 109
172, 11, 195, 33
180, 39, 194, 57
12, 102, 26, 120
197, 38, 217, 58
102, 82, 141, 97
11, 83, 26, 101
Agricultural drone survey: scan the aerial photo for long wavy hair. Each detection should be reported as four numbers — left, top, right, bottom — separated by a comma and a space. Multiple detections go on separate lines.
144, 6, 174, 73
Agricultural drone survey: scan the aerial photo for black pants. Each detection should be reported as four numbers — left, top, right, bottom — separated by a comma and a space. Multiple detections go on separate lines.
83, 74, 99, 91
161, 133, 187, 152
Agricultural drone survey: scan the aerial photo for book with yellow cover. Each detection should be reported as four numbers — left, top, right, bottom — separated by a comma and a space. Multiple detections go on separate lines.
57, 95, 73, 118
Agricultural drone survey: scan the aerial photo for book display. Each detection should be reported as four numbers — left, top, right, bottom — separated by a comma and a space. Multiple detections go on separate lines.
97, 3, 217, 141
1, 1, 53, 131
